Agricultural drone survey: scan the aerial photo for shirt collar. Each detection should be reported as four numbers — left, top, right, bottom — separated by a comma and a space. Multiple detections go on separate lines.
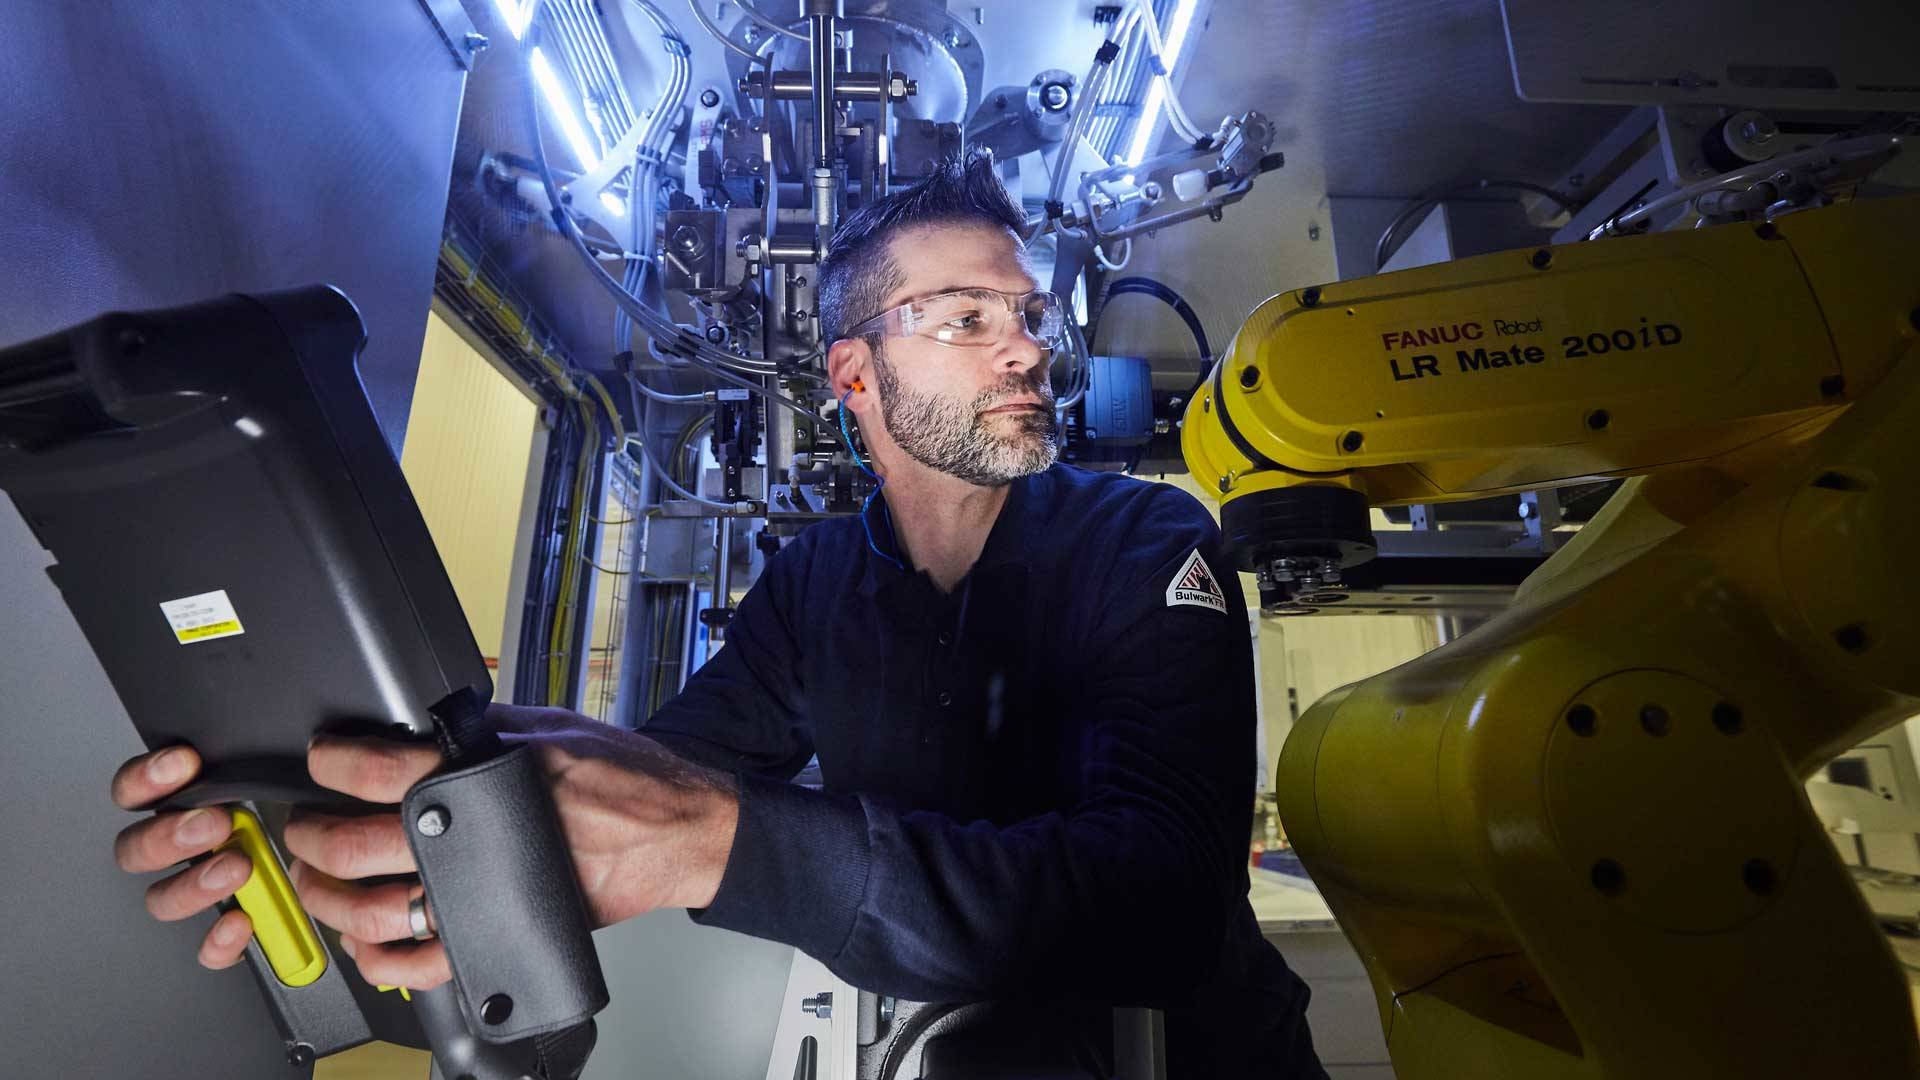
856, 468, 1048, 597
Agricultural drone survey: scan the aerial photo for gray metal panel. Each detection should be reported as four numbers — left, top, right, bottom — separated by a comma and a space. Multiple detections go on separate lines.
0, 507, 296, 1076
1167, 0, 1630, 200
0, 2, 468, 1074
581, 912, 796, 1080
1500, 0, 1920, 110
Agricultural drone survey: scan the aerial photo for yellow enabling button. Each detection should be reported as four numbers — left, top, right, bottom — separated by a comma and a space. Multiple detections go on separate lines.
218, 808, 327, 987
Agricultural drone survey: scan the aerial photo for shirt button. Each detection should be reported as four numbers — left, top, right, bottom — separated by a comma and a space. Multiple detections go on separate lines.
936, 690, 953, 706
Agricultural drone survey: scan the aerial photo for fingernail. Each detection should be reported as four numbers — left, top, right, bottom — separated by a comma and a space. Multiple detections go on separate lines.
174, 809, 221, 847
200, 853, 248, 890
213, 916, 247, 948
147, 748, 190, 786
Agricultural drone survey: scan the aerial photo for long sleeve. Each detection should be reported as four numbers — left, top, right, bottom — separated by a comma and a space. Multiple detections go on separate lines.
638, 538, 815, 781
693, 492, 1256, 1004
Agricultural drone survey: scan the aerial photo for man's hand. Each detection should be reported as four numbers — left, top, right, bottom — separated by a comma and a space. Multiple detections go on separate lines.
110, 704, 740, 990
109, 746, 254, 971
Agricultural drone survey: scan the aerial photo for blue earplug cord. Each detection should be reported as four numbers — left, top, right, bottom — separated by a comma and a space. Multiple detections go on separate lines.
839, 387, 907, 572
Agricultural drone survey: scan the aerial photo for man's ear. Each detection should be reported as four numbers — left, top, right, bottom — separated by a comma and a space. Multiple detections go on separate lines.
827, 337, 870, 401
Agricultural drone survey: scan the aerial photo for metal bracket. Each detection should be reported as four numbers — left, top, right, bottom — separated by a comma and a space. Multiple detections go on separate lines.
413, 0, 483, 71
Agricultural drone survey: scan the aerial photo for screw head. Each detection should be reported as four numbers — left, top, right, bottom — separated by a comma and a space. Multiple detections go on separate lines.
463, 32, 489, 53
1340, 430, 1364, 453
704, 324, 728, 343
1041, 83, 1070, 110
415, 806, 450, 837
699, 87, 721, 108
480, 993, 514, 1025
1529, 248, 1553, 270
1300, 286, 1322, 307
672, 224, 705, 254
1591, 858, 1626, 896
944, 29, 964, 48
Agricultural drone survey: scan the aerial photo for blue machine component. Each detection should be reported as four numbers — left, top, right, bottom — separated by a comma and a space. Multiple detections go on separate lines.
1080, 354, 1155, 445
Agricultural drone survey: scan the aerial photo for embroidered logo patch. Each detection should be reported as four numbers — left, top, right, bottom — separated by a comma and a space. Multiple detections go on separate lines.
1165, 549, 1228, 614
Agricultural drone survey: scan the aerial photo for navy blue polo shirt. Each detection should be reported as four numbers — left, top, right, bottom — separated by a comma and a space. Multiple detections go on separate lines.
641, 463, 1322, 1077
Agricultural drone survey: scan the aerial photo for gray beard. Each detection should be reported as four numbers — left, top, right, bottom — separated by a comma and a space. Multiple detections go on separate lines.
873, 345, 1059, 487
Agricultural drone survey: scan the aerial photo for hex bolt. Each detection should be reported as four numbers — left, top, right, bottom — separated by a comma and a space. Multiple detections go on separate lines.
1591, 859, 1626, 896
415, 806, 450, 837
801, 992, 834, 1018
699, 87, 721, 108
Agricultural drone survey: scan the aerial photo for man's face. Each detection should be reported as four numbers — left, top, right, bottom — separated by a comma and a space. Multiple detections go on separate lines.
865, 222, 1058, 486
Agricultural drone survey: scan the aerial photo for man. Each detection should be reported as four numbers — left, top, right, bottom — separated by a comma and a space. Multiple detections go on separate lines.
109, 154, 1323, 1075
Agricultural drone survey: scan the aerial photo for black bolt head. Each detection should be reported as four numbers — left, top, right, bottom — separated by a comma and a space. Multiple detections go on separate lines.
1591, 859, 1626, 896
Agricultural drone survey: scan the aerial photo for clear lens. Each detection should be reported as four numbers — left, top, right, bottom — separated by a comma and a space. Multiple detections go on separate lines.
919, 292, 1000, 346
879, 289, 1067, 349
1022, 292, 1065, 347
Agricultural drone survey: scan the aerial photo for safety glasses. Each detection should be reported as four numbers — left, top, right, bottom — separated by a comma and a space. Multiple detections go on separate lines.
845, 288, 1066, 350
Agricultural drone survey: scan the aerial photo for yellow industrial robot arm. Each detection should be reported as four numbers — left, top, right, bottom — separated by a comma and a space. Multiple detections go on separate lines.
1182, 195, 1914, 609
1182, 195, 1920, 1078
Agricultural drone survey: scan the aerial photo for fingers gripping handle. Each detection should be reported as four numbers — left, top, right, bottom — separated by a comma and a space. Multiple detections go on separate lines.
404, 744, 607, 1077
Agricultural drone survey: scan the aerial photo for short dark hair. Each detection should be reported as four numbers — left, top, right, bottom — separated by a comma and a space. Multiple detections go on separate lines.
817, 151, 1027, 345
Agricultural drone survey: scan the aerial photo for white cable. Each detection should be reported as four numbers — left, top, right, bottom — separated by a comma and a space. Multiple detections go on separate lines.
728, 0, 806, 41
685, 0, 762, 61
1131, 0, 1205, 143
1596, 132, 1901, 238
626, 390, 734, 508
1092, 236, 1131, 271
